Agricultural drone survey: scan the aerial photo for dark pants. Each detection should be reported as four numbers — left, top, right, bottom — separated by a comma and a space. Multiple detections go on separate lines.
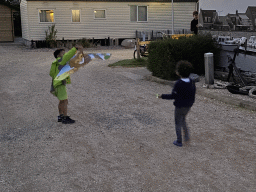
175, 107, 190, 143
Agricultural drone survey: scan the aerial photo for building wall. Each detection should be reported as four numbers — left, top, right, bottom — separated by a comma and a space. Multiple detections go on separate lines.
21, 1, 196, 41
0, 4, 14, 41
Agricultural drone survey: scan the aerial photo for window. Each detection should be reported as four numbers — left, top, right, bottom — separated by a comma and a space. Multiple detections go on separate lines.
94, 10, 106, 19
130, 5, 148, 22
39, 10, 54, 22
208, 17, 211, 23
72, 10, 80, 22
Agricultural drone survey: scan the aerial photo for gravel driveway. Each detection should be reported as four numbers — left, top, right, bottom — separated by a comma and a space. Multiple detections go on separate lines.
0, 45, 255, 192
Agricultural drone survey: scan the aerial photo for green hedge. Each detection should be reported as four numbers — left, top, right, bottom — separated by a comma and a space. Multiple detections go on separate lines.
147, 34, 221, 80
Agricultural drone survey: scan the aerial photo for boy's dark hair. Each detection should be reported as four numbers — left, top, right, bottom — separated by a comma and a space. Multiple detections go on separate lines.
193, 11, 198, 16
53, 49, 64, 58
176, 60, 193, 78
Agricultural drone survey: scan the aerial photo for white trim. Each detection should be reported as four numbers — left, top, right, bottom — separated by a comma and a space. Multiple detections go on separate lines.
38, 9, 55, 23
94, 9, 106, 20
71, 9, 81, 23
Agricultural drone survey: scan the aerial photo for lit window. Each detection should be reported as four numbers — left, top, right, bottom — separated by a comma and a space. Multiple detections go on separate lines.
130, 6, 148, 22
72, 10, 80, 22
94, 10, 106, 19
39, 10, 54, 22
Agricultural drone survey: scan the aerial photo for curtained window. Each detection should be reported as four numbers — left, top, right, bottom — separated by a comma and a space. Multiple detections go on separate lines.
72, 10, 80, 22
94, 10, 106, 19
130, 6, 147, 22
39, 10, 54, 22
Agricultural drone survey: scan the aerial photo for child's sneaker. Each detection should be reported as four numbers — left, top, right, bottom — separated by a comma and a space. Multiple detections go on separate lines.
173, 140, 182, 147
58, 114, 64, 122
62, 116, 75, 124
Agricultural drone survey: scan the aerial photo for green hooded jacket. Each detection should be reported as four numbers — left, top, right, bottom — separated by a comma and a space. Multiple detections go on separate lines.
49, 47, 77, 88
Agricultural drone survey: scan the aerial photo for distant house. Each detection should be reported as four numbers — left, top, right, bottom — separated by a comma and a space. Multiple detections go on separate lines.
227, 13, 238, 26
227, 10, 251, 31
246, 6, 256, 30
216, 16, 230, 31
238, 13, 252, 30
20, 0, 198, 46
0, 2, 19, 42
198, 9, 216, 29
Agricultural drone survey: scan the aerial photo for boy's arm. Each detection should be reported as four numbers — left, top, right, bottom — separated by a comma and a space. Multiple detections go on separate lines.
49, 60, 58, 78
58, 47, 77, 65
161, 83, 178, 100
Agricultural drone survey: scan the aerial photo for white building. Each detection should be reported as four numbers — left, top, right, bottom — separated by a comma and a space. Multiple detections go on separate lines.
20, 0, 198, 46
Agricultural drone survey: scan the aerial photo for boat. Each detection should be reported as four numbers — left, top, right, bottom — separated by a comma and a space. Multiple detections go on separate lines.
239, 36, 256, 53
217, 36, 239, 52
247, 36, 256, 48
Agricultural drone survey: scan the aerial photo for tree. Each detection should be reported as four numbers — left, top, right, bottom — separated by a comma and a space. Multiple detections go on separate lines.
0, 0, 20, 8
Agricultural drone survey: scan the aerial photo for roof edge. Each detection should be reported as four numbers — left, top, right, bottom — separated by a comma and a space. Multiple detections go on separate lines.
26, 0, 198, 2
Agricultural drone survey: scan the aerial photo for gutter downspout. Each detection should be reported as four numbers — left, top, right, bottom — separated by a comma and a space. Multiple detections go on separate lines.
172, 0, 174, 34
11, 9, 14, 41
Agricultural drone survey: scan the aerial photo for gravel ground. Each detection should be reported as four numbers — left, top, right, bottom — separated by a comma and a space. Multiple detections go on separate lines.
0, 45, 256, 192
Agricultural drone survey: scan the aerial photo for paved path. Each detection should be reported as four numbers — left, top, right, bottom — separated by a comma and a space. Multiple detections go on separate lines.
0, 45, 256, 191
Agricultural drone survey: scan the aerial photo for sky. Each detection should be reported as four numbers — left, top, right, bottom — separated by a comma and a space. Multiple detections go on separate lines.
199, 0, 256, 16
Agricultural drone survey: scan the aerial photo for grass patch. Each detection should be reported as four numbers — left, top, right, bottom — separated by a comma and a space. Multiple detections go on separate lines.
108, 57, 148, 68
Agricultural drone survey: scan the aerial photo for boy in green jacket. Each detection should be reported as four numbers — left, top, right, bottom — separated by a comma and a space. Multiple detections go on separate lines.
50, 45, 89, 124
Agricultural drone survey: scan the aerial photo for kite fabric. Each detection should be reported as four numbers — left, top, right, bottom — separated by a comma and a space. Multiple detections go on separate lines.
53, 53, 111, 88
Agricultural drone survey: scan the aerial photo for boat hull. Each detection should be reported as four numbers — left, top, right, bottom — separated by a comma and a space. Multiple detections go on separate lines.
220, 44, 238, 52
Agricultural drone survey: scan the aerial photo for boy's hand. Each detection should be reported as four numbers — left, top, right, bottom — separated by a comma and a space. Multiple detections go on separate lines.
156, 94, 162, 98
84, 54, 92, 64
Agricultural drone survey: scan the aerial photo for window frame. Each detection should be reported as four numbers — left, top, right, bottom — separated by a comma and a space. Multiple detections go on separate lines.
130, 5, 148, 22
94, 9, 106, 20
137, 6, 148, 22
38, 9, 55, 23
71, 9, 81, 23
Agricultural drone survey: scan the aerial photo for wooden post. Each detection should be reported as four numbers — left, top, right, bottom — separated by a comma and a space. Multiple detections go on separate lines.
136, 38, 140, 59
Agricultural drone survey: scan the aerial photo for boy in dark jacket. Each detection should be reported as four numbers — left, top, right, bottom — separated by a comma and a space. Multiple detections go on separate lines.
191, 11, 198, 35
158, 61, 196, 147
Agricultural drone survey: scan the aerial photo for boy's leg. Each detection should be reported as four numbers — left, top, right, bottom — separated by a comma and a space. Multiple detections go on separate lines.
181, 108, 191, 141
58, 99, 66, 122
58, 99, 68, 115
62, 99, 68, 116
58, 100, 64, 115
175, 107, 190, 143
55, 84, 68, 121
175, 107, 183, 144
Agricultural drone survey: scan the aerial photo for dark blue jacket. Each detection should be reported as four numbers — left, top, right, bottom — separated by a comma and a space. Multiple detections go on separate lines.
162, 78, 196, 108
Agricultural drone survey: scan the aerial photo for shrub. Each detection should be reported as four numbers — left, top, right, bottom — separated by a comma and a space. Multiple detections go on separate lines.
79, 38, 91, 48
45, 24, 58, 48
147, 34, 221, 80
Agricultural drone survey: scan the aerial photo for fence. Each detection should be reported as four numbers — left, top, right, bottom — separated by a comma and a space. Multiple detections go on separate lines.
135, 29, 191, 41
